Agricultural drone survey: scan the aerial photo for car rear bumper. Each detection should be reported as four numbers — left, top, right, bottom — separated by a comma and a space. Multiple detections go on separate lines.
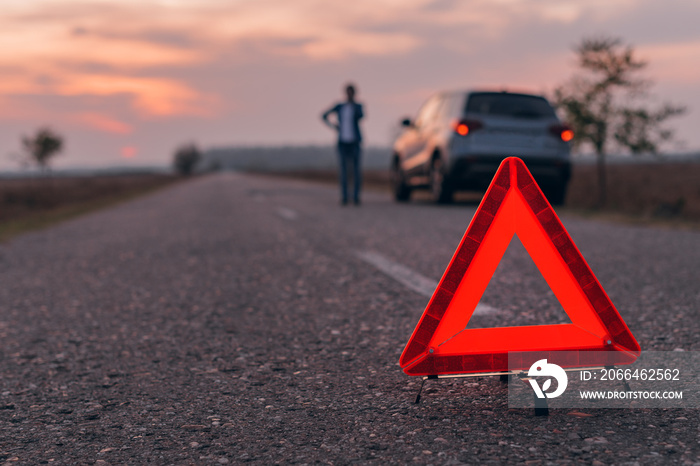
448, 155, 570, 190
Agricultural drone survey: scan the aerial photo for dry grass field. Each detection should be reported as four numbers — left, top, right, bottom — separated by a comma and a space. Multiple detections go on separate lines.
566, 162, 700, 220
0, 173, 180, 241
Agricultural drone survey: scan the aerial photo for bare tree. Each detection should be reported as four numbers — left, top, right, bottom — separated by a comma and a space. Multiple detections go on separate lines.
173, 143, 201, 176
554, 37, 686, 206
21, 127, 64, 171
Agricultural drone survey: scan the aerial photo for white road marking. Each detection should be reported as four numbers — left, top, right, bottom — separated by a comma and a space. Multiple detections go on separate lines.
355, 250, 499, 316
277, 207, 298, 220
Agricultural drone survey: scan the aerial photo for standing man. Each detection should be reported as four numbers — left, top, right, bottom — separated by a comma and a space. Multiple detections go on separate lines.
321, 83, 364, 206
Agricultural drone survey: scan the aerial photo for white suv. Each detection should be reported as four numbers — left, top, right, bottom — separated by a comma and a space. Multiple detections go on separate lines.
391, 91, 572, 204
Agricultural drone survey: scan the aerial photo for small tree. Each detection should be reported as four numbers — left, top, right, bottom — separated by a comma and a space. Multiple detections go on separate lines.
21, 127, 64, 171
173, 143, 201, 176
554, 37, 686, 206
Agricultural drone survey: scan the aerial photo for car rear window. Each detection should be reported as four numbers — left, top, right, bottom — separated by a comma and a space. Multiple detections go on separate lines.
465, 93, 556, 119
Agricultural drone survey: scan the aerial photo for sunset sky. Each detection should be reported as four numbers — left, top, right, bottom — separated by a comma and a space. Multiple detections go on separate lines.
1, 0, 699, 169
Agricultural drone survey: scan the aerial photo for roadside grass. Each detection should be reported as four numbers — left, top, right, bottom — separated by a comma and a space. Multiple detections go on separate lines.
0, 174, 183, 242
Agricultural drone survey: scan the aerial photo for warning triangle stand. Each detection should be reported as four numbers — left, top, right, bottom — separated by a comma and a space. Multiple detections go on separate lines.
400, 157, 640, 378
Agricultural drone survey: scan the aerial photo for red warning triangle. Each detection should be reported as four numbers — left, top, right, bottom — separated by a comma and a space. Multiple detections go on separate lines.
400, 157, 640, 376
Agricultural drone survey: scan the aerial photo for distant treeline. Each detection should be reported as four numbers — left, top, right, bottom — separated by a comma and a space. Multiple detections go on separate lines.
201, 145, 392, 172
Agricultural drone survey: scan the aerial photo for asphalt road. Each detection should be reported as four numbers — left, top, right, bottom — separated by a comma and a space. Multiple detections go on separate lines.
1, 172, 698, 464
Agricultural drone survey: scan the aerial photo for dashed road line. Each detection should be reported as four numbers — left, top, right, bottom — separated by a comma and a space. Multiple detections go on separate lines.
355, 250, 499, 316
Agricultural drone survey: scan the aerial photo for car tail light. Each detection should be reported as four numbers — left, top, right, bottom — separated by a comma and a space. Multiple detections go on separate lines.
550, 124, 574, 142
451, 118, 483, 136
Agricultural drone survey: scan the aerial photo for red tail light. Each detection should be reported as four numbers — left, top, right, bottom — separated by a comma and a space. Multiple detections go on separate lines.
451, 118, 483, 136
550, 124, 574, 142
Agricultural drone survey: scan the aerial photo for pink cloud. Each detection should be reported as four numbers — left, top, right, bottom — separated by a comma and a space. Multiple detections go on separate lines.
74, 112, 132, 134
0, 0, 698, 168
54, 74, 217, 117
121, 146, 138, 158
641, 41, 700, 84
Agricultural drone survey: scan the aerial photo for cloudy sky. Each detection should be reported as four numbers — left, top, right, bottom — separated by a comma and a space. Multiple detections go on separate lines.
1, 0, 699, 169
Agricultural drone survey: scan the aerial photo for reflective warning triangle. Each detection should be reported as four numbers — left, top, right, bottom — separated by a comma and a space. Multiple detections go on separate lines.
400, 157, 640, 376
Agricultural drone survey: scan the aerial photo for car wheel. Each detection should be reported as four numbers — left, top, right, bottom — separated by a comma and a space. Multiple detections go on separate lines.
430, 158, 453, 204
392, 161, 411, 202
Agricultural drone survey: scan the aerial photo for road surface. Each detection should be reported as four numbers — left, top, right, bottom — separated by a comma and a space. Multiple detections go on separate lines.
1, 172, 698, 464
